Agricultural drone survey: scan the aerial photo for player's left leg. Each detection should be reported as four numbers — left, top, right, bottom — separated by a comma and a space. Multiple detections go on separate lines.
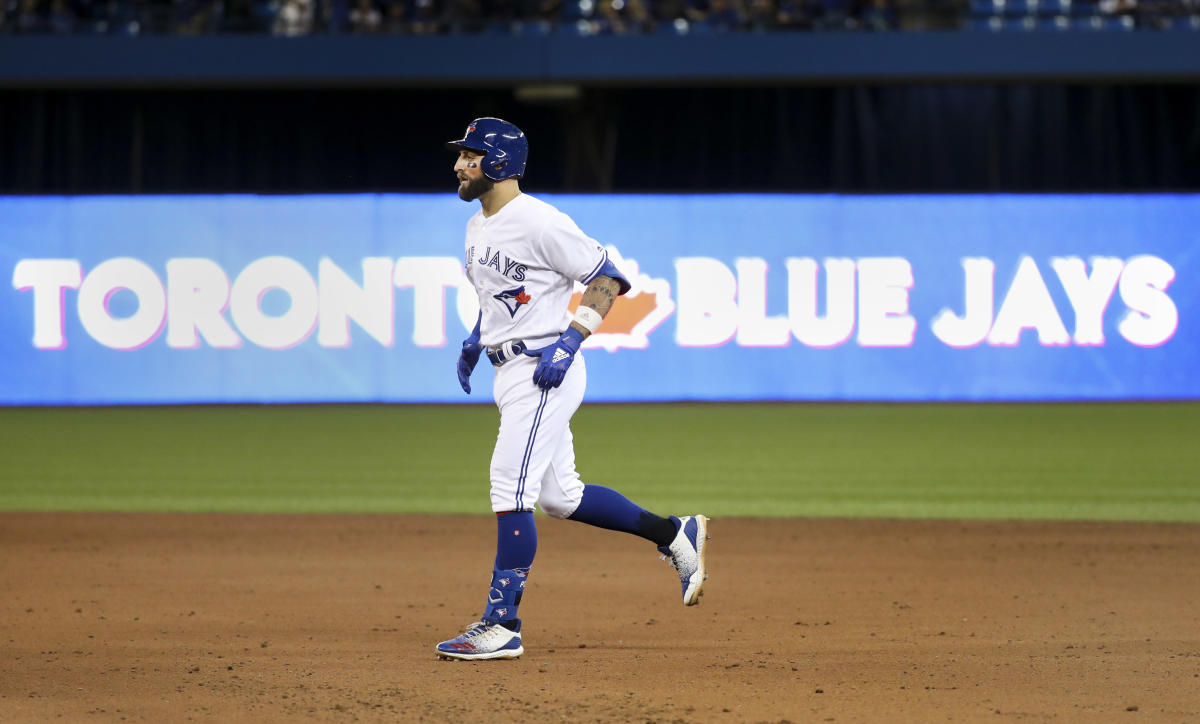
435, 511, 534, 661
436, 355, 584, 659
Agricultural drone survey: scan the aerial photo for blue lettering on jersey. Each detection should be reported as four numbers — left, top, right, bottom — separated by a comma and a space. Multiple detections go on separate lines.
471, 246, 528, 282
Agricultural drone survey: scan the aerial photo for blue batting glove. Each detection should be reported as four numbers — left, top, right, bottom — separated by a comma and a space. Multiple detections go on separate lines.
457, 314, 482, 394
525, 327, 584, 390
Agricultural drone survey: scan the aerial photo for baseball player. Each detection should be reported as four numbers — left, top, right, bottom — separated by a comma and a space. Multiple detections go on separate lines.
435, 117, 709, 661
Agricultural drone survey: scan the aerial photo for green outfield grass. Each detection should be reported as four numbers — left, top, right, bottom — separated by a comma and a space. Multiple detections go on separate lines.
0, 402, 1197, 522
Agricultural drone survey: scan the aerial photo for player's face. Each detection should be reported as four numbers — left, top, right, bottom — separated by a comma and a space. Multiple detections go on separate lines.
454, 150, 493, 202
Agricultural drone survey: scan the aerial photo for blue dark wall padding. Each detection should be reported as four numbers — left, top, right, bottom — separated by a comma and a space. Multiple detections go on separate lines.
2, 33, 1199, 87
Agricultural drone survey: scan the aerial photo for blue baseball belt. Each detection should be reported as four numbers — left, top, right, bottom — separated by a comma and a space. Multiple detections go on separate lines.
487, 340, 528, 367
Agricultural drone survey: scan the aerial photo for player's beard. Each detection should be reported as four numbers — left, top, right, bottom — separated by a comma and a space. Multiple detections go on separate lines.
458, 174, 494, 202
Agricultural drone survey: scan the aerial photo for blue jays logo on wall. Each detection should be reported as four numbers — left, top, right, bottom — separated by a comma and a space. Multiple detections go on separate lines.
494, 286, 531, 318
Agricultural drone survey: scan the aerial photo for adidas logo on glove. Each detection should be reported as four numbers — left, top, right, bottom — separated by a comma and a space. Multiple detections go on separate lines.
551, 349, 570, 364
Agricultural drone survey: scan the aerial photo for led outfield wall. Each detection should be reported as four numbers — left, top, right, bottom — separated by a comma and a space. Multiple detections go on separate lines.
1, 194, 1194, 404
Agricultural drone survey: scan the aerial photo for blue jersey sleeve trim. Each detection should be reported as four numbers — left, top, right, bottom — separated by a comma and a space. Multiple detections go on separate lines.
582, 252, 607, 285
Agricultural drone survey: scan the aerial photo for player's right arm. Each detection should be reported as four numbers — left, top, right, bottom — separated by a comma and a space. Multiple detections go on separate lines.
457, 311, 482, 394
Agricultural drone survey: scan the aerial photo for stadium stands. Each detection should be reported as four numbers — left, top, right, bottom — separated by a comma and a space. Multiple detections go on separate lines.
1, 0, 1196, 34
966, 0, 1200, 30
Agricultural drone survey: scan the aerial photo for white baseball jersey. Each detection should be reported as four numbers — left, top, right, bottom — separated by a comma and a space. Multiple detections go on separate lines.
463, 193, 609, 349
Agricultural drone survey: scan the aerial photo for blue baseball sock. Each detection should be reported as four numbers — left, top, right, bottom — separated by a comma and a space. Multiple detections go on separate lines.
568, 485, 678, 547
494, 510, 537, 572
484, 511, 537, 631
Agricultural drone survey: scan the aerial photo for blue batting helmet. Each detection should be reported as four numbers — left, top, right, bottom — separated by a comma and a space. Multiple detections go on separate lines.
445, 117, 528, 181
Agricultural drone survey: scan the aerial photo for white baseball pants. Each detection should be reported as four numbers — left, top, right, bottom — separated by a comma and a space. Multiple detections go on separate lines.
489, 351, 587, 518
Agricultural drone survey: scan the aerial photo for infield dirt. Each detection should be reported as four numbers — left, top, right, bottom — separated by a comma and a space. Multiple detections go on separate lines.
1, 514, 1198, 723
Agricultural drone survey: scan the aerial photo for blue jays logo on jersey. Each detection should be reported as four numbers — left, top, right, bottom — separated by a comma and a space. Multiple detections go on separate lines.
494, 286, 532, 318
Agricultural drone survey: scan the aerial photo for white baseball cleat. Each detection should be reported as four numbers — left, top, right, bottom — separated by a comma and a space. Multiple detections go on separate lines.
658, 515, 709, 605
435, 620, 524, 661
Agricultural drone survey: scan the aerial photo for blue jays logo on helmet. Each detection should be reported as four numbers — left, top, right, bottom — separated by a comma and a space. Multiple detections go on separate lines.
445, 117, 528, 181
494, 286, 531, 318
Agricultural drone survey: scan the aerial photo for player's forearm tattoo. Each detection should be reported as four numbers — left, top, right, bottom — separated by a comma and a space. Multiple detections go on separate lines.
580, 277, 620, 316
571, 276, 621, 337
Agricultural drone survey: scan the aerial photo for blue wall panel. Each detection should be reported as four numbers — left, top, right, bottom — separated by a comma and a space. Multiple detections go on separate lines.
1, 193, 1194, 403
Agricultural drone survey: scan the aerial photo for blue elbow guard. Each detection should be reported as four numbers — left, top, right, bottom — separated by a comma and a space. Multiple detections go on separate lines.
595, 258, 631, 296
